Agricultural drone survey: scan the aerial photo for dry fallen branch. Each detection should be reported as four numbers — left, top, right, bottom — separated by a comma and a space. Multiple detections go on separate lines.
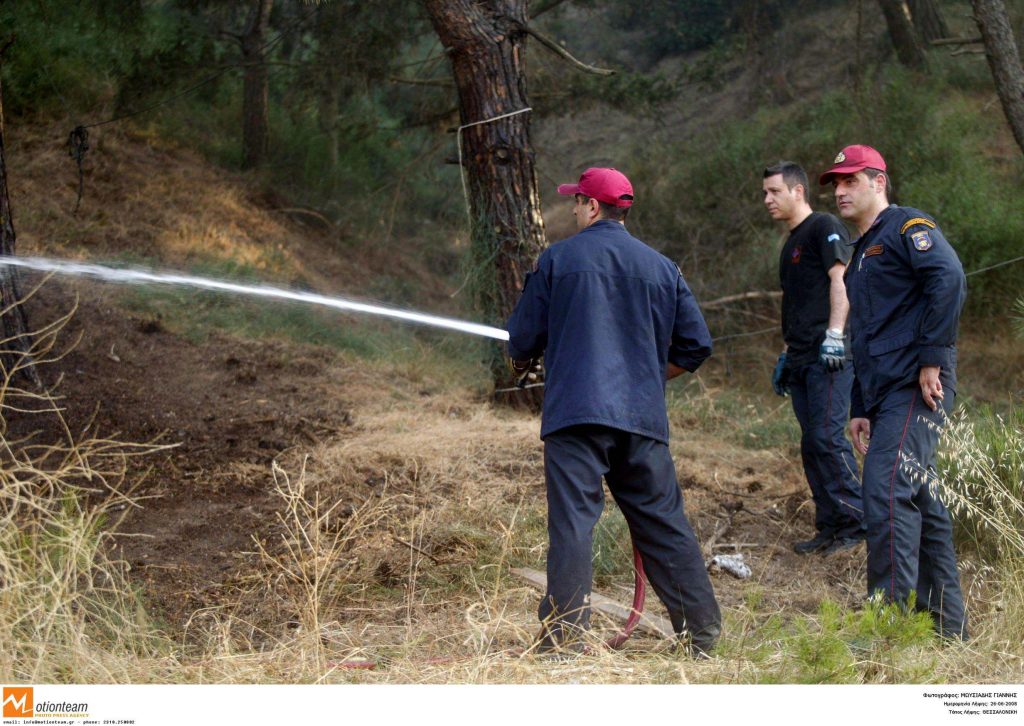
524, 26, 615, 76
702, 290, 782, 309
930, 36, 983, 45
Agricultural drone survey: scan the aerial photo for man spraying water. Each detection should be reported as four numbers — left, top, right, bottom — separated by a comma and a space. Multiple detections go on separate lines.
506, 167, 722, 658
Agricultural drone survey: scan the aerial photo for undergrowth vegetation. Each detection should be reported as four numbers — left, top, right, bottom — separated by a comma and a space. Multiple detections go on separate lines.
2, 297, 1022, 683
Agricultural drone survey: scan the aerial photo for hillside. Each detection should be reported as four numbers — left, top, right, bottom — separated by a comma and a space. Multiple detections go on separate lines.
2, 117, 1021, 685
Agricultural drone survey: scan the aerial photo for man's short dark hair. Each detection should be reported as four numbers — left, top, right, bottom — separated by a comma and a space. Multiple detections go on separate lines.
598, 200, 629, 221
862, 167, 895, 202
763, 161, 809, 203
578, 195, 630, 221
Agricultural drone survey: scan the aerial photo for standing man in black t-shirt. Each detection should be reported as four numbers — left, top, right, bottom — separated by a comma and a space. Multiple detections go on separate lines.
763, 161, 865, 555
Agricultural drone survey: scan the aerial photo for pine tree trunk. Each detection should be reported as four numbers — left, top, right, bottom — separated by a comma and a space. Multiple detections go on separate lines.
878, 0, 929, 69
313, 8, 341, 171
971, 0, 1024, 156
907, 0, 950, 43
0, 39, 39, 386
422, 0, 547, 407
241, 0, 273, 170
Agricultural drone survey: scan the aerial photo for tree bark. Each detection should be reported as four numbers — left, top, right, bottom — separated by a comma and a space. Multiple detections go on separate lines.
422, 0, 547, 406
0, 39, 39, 386
907, 0, 950, 43
971, 0, 1024, 156
241, 0, 273, 170
877, 0, 929, 69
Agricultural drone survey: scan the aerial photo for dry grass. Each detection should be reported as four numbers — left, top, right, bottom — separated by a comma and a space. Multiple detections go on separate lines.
6, 122, 458, 313
0, 293, 174, 683
2, 295, 1022, 684
152, 381, 1024, 683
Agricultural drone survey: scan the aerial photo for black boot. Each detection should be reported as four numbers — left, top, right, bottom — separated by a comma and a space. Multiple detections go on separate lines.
793, 531, 834, 555
673, 621, 721, 659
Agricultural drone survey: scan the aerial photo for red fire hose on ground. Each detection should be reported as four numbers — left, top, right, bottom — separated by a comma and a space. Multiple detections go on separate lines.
603, 543, 646, 649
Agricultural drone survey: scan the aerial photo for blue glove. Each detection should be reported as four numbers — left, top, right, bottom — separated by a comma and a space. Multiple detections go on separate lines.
772, 352, 789, 396
819, 329, 846, 371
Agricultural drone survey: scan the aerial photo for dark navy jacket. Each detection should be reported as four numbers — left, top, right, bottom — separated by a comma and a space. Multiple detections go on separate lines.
506, 219, 712, 443
845, 205, 966, 418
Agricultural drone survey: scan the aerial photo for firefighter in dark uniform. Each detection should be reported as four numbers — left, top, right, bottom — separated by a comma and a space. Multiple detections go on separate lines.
820, 145, 968, 639
506, 167, 721, 656
763, 161, 865, 555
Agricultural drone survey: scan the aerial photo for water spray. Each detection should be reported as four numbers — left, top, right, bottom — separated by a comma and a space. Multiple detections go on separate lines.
0, 256, 510, 342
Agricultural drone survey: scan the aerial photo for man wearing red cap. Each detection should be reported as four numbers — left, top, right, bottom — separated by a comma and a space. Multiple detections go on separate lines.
762, 160, 865, 556
820, 145, 968, 639
506, 167, 722, 657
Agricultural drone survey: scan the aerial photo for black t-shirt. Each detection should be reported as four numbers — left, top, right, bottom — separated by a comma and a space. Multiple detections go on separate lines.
779, 211, 853, 367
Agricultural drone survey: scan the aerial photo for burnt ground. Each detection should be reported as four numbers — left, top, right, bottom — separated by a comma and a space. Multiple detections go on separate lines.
12, 280, 360, 628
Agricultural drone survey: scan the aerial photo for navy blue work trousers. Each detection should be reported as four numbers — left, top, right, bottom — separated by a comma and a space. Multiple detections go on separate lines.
861, 385, 968, 639
789, 362, 864, 538
540, 424, 721, 643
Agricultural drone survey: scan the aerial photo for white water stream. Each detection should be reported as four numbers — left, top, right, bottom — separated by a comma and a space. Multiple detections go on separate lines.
0, 255, 510, 341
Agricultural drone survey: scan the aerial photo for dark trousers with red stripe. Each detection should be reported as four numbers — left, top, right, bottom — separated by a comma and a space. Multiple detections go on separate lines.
540, 425, 721, 647
789, 363, 864, 538
862, 385, 968, 639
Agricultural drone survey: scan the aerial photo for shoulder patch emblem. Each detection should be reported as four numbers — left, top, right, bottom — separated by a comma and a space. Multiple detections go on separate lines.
834, 151, 846, 164
900, 217, 936, 234
911, 230, 933, 251
864, 244, 884, 257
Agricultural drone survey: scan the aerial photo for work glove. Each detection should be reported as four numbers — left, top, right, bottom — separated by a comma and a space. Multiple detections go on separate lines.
510, 358, 543, 388
818, 329, 846, 372
771, 352, 789, 397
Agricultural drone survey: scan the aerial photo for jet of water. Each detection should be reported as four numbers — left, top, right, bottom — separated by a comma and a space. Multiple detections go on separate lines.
0, 255, 511, 342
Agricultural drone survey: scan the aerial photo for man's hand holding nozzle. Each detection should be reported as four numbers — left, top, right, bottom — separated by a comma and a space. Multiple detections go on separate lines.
511, 358, 543, 388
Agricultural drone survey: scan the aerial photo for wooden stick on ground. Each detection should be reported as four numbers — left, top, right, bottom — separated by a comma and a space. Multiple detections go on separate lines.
510, 567, 674, 639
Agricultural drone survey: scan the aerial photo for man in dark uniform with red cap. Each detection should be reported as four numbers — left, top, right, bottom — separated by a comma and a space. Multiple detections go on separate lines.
506, 167, 722, 656
820, 145, 968, 639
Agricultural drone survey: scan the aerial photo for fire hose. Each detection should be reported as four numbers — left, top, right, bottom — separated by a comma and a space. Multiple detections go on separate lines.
603, 543, 646, 649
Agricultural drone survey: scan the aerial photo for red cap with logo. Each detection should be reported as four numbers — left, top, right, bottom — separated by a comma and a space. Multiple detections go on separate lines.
557, 167, 635, 208
818, 145, 887, 185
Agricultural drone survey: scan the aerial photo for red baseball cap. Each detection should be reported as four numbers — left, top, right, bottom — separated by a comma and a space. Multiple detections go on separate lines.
818, 145, 887, 184
557, 167, 634, 207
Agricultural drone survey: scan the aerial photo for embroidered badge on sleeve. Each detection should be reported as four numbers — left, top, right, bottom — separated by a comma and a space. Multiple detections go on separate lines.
911, 230, 933, 251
